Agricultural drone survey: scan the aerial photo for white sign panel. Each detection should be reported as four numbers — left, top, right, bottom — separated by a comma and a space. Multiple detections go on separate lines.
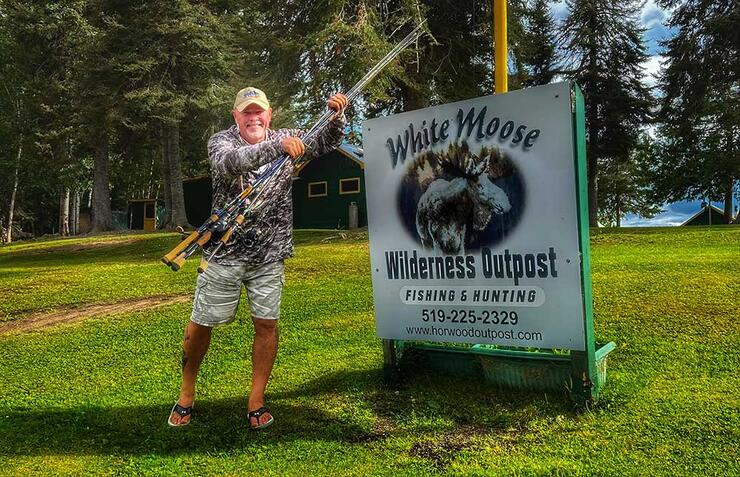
362, 82, 586, 350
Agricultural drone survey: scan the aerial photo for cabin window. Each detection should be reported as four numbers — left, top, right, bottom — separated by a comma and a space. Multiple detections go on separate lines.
339, 177, 361, 195
308, 181, 328, 198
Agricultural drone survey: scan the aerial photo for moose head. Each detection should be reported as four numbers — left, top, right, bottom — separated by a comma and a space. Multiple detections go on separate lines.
415, 143, 512, 254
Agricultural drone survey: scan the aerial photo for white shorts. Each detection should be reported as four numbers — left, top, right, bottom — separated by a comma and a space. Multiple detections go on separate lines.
190, 260, 285, 326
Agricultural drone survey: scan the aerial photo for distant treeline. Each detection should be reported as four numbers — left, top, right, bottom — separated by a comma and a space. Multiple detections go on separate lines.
0, 0, 736, 241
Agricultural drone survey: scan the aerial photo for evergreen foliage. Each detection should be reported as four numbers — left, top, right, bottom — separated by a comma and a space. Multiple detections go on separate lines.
560, 0, 654, 226
85, 1, 235, 229
240, 1, 531, 125
649, 0, 739, 220
597, 134, 662, 226
0, 1, 92, 237
519, 0, 557, 87
0, 0, 733, 236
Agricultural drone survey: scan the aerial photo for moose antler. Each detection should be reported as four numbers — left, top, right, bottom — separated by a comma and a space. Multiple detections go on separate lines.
435, 142, 489, 179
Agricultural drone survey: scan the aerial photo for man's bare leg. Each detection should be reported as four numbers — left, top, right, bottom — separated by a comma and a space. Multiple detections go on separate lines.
248, 317, 278, 427
170, 321, 213, 425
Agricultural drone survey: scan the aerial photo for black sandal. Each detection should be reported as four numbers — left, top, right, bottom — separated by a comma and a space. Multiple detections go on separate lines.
168, 402, 193, 427
248, 406, 274, 430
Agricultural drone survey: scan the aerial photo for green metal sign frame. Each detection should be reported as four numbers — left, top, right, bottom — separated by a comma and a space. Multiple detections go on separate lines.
382, 83, 615, 406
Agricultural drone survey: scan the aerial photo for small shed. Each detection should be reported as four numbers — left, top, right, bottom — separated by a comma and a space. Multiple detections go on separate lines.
292, 144, 367, 229
681, 204, 730, 226
127, 199, 162, 231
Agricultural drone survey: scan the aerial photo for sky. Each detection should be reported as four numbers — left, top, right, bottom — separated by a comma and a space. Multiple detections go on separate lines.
546, 1, 734, 226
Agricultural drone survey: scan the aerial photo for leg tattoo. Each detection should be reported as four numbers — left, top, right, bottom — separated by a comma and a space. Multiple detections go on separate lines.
181, 332, 190, 370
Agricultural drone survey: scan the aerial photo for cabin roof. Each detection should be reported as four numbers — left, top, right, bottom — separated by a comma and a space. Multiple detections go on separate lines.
680, 204, 726, 226
294, 143, 364, 175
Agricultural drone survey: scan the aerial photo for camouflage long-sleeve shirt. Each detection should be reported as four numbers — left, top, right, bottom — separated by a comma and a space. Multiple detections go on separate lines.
205, 115, 345, 266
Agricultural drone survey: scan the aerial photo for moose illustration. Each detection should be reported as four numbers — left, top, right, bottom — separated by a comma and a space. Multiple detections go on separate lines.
415, 143, 512, 254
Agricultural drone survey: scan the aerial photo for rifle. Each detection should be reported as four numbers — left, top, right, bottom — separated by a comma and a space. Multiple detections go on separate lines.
161, 22, 425, 273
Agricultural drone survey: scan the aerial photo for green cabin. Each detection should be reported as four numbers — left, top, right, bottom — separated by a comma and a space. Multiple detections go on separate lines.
182, 144, 367, 229
291, 145, 366, 229
681, 204, 731, 226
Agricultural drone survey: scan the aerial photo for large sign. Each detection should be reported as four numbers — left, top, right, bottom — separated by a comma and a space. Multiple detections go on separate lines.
362, 82, 587, 350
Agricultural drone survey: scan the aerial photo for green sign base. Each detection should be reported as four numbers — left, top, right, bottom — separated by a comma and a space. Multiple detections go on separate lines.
383, 339, 615, 407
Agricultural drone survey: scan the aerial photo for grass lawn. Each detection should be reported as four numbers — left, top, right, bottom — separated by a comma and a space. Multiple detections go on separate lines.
0, 227, 738, 476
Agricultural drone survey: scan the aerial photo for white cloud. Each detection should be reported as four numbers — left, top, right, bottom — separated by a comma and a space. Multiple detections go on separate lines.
549, 0, 568, 20
623, 213, 687, 227
623, 206, 691, 227
622, 201, 727, 227
641, 55, 665, 87
549, 0, 668, 27
641, 0, 668, 30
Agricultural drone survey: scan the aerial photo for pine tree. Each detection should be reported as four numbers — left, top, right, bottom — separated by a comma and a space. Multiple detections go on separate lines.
560, 0, 654, 226
519, 0, 557, 87
83, 0, 235, 230
237, 0, 529, 131
650, 0, 739, 221
597, 134, 662, 226
0, 10, 27, 242
0, 0, 92, 237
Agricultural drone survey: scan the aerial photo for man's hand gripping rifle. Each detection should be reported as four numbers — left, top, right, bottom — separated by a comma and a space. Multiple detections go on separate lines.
161, 23, 426, 272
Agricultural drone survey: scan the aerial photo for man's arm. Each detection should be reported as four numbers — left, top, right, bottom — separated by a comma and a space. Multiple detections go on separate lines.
302, 94, 348, 159
303, 114, 346, 159
207, 132, 284, 177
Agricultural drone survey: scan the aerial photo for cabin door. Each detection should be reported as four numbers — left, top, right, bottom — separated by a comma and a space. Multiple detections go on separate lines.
143, 202, 156, 231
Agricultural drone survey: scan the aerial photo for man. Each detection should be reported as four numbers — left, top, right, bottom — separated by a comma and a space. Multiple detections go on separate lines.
168, 87, 347, 429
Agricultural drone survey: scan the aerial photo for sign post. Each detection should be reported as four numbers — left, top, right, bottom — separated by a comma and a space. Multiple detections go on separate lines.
494, 0, 508, 94
363, 82, 614, 405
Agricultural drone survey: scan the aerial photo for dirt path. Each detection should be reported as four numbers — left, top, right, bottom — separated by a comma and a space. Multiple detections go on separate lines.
1, 236, 147, 257
0, 294, 191, 335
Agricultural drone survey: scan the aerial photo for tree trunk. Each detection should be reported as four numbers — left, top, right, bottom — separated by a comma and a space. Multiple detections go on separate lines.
399, 80, 429, 112
58, 190, 63, 235
60, 188, 70, 236
159, 126, 173, 227
162, 122, 191, 229
723, 178, 733, 222
586, 126, 598, 227
62, 187, 70, 235
6, 140, 22, 243
91, 134, 113, 232
584, 30, 599, 228
146, 151, 156, 199
71, 189, 80, 235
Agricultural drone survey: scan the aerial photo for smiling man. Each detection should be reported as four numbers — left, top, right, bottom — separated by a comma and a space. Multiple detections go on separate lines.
168, 86, 347, 429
